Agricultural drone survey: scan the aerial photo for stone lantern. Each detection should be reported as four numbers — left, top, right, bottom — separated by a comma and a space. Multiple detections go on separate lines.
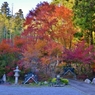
14, 66, 20, 84
56, 74, 61, 84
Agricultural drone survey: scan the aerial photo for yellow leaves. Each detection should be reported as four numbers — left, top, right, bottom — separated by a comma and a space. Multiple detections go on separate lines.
0, 14, 9, 25
9, 18, 16, 33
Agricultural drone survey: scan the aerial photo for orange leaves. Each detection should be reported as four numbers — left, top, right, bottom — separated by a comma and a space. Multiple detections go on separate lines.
54, 6, 72, 20
22, 39, 47, 59
23, 2, 75, 50
0, 40, 11, 54
41, 57, 50, 65
20, 2, 77, 68
0, 39, 20, 54
23, 2, 57, 41
23, 2, 76, 47
14, 36, 26, 48
52, 6, 76, 48
35, 39, 46, 50
47, 40, 63, 56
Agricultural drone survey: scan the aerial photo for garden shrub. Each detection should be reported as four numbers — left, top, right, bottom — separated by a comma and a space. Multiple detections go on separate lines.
48, 78, 52, 82
60, 78, 69, 85
51, 78, 69, 85
51, 78, 56, 83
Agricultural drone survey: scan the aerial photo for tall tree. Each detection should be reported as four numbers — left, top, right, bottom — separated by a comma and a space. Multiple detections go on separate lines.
0, 2, 10, 16
53, 6, 76, 49
21, 2, 76, 75
23, 2, 57, 43
0, 2, 24, 41
73, 0, 95, 45
51, 0, 75, 9
23, 2, 76, 48
11, 9, 24, 37
15, 9, 24, 19
0, 14, 10, 41
0, 2, 11, 40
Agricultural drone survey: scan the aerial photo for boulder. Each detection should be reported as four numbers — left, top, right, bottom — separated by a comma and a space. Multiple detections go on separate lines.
84, 79, 91, 84
92, 78, 95, 84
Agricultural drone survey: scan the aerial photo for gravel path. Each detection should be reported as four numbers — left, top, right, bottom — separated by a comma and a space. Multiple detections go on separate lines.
1, 79, 95, 95
0, 85, 87, 95
69, 79, 95, 95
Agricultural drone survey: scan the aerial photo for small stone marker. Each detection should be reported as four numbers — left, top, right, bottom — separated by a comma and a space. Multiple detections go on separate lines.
2, 74, 6, 83
84, 79, 91, 84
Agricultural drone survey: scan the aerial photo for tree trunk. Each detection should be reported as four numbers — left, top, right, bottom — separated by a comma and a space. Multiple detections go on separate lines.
90, 31, 93, 45
56, 55, 59, 66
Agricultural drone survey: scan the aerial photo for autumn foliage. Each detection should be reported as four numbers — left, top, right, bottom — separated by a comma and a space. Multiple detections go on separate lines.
63, 41, 94, 64
0, 2, 95, 80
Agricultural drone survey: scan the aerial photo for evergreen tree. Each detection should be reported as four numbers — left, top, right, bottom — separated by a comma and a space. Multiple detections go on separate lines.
0, 2, 10, 16
73, 0, 95, 45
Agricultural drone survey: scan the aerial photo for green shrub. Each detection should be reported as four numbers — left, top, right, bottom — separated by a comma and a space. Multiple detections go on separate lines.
48, 78, 52, 82
51, 78, 56, 83
50, 78, 69, 85
60, 78, 69, 85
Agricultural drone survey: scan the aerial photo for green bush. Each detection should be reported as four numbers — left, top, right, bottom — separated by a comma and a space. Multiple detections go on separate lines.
50, 78, 69, 85
60, 78, 69, 85
51, 78, 56, 83
48, 78, 52, 82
